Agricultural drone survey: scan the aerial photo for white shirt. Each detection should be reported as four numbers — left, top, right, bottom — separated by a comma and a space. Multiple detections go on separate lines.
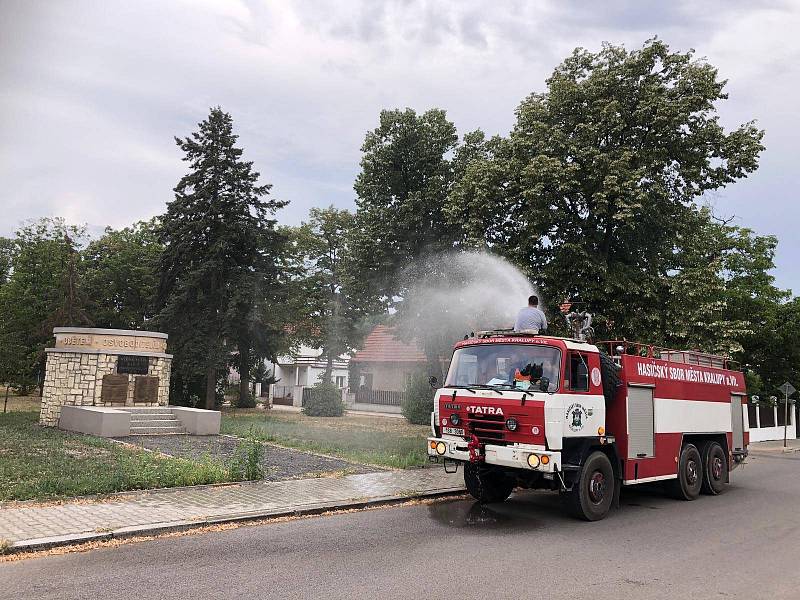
514, 306, 547, 332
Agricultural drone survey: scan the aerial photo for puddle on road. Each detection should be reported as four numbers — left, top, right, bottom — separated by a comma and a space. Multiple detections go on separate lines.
426, 497, 545, 532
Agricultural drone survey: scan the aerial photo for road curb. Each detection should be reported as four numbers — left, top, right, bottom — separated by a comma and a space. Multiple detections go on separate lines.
6, 487, 465, 554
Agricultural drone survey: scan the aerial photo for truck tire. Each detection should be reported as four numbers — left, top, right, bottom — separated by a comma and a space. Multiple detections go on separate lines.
463, 463, 514, 504
667, 443, 703, 500
599, 353, 621, 405
564, 451, 614, 521
700, 441, 727, 495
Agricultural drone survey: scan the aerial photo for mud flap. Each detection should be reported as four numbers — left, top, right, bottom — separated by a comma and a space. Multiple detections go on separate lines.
613, 476, 622, 510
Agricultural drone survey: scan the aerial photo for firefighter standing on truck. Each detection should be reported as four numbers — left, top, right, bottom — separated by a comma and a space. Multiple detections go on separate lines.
514, 295, 547, 332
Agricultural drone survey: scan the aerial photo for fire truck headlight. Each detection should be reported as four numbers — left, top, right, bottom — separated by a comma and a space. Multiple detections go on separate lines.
527, 454, 540, 468
505, 418, 518, 432
450, 413, 460, 426
436, 442, 447, 455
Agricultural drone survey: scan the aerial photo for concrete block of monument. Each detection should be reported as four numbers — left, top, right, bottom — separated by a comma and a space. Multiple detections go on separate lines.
170, 407, 222, 435
59, 406, 131, 438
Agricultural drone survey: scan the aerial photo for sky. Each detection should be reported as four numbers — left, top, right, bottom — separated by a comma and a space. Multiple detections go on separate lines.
2, 0, 799, 291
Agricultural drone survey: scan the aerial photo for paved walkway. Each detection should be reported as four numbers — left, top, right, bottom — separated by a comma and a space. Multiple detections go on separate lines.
0, 469, 463, 552
749, 438, 800, 453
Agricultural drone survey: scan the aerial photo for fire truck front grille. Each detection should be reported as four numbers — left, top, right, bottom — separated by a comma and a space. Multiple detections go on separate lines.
465, 413, 507, 444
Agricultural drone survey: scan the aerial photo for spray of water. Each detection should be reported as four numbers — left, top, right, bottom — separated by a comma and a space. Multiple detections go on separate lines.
393, 251, 541, 369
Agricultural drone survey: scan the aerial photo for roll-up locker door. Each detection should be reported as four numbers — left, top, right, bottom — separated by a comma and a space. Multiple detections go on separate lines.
627, 386, 654, 459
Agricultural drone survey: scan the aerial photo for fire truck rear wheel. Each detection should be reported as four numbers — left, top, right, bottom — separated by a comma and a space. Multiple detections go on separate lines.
463, 463, 514, 504
564, 451, 614, 521
700, 441, 727, 495
667, 443, 703, 500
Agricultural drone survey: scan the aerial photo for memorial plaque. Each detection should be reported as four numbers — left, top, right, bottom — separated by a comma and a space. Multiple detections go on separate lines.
101, 374, 129, 404
134, 376, 159, 403
117, 355, 149, 375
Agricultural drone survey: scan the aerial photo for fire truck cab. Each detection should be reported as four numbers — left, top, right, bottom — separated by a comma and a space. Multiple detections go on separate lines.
427, 331, 748, 521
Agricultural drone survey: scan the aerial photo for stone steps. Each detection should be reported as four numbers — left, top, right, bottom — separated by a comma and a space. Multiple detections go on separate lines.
128, 425, 187, 435
121, 408, 187, 435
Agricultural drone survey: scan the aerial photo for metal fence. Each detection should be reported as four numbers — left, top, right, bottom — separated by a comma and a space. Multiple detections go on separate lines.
302, 387, 313, 406
354, 389, 406, 406
272, 385, 293, 406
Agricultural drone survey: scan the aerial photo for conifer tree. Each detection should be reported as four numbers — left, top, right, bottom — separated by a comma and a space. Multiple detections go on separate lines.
158, 108, 287, 408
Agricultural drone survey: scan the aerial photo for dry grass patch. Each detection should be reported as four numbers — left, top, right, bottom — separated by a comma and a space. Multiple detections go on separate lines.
222, 409, 430, 469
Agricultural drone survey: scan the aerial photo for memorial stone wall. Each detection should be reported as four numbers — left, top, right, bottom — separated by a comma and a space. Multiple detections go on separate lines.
40, 328, 172, 427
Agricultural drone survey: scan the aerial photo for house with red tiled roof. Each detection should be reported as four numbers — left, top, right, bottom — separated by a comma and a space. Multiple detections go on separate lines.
349, 325, 429, 405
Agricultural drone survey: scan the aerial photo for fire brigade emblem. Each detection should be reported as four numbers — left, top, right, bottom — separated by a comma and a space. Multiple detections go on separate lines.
566, 403, 588, 432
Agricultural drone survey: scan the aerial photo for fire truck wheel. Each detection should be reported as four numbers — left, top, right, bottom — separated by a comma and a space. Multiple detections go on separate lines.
667, 443, 703, 500
463, 463, 514, 504
565, 451, 614, 521
700, 441, 727, 495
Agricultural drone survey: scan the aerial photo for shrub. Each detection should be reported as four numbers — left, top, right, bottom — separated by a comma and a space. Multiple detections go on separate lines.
227, 438, 264, 481
234, 391, 257, 409
302, 383, 345, 417
402, 371, 434, 425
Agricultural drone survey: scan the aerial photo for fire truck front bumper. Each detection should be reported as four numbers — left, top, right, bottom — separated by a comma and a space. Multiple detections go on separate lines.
427, 437, 561, 473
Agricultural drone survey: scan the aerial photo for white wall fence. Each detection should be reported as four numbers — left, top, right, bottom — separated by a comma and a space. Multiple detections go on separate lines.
267, 384, 403, 414
747, 402, 796, 443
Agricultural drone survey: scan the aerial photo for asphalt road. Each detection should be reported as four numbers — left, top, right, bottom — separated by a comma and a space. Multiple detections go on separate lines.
3, 451, 799, 600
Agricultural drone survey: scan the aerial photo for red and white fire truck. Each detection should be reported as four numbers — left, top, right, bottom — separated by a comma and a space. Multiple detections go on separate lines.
426, 323, 749, 521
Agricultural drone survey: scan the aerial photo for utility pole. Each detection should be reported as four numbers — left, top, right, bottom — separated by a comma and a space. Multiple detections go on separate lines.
778, 382, 796, 449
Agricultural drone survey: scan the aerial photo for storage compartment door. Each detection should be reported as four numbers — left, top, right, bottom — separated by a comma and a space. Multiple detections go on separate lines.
731, 395, 745, 450
627, 386, 654, 459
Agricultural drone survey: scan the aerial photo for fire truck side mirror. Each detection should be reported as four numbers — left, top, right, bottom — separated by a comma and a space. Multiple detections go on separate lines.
428, 376, 439, 389
539, 377, 550, 392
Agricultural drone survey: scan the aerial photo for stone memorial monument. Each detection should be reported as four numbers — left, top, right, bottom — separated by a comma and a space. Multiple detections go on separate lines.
40, 327, 172, 426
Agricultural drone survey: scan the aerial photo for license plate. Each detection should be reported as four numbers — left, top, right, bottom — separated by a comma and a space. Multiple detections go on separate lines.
442, 427, 464, 436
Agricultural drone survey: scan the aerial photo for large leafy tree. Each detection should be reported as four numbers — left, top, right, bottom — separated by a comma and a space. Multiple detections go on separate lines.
350, 108, 460, 308
0, 218, 90, 394
292, 207, 367, 384
659, 209, 785, 355
446, 39, 765, 343
82, 219, 163, 329
157, 107, 287, 408
0, 237, 12, 287
350, 108, 470, 376
739, 296, 800, 396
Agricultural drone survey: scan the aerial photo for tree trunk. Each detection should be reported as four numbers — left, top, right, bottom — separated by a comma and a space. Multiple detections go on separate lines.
205, 365, 216, 410
239, 345, 250, 406
323, 352, 334, 385
3, 384, 9, 413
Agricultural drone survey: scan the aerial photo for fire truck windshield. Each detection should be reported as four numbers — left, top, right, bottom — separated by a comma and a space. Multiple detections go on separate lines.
445, 343, 561, 392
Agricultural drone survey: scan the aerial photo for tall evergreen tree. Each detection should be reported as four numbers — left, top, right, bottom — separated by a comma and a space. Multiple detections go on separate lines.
158, 108, 287, 408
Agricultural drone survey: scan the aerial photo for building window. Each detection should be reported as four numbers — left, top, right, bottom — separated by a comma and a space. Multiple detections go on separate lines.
335, 375, 346, 388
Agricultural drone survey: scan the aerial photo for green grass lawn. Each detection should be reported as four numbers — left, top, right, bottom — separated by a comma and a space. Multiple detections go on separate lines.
0, 412, 229, 502
222, 410, 431, 469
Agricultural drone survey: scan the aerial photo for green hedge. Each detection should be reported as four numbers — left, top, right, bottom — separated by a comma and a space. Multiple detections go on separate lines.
302, 383, 345, 417
402, 372, 434, 425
